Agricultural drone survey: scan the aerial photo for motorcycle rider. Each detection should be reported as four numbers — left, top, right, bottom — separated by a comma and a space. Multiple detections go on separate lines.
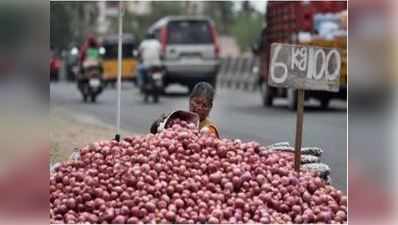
137, 32, 162, 90
77, 35, 104, 102
79, 36, 102, 74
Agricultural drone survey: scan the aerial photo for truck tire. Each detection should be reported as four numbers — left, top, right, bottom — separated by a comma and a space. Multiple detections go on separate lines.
287, 88, 298, 110
261, 82, 273, 107
321, 98, 330, 109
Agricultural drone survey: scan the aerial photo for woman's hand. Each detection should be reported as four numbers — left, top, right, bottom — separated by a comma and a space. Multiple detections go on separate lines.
150, 113, 169, 134
200, 125, 220, 138
200, 127, 210, 134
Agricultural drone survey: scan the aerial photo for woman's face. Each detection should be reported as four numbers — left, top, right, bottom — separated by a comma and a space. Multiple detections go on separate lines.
189, 96, 211, 121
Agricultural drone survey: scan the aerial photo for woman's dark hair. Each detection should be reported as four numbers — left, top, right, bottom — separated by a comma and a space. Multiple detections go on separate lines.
189, 82, 215, 107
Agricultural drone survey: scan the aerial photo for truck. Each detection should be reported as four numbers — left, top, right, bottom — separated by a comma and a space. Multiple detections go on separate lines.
258, 1, 347, 109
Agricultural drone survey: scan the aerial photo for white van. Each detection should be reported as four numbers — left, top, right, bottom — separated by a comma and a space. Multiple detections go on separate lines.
147, 16, 221, 91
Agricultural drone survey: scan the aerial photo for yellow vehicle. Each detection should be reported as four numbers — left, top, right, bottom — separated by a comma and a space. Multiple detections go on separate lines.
101, 34, 139, 83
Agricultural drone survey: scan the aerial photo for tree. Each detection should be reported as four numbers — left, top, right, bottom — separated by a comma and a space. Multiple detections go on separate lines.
50, 2, 99, 51
107, 1, 184, 41
203, 1, 234, 34
242, 1, 254, 13
202, 1, 264, 51
230, 2, 264, 52
50, 2, 73, 50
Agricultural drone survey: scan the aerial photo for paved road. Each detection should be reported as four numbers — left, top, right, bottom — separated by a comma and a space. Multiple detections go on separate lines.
51, 82, 347, 191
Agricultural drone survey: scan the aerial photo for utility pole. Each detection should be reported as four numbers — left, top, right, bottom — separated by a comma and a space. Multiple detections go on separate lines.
185, 1, 190, 15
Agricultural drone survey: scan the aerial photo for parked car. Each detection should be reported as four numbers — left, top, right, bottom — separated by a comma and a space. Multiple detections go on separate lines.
147, 16, 221, 91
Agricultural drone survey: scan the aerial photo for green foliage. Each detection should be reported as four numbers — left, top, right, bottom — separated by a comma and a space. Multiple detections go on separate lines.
50, 2, 98, 50
50, 2, 72, 50
108, 1, 185, 42
203, 1, 235, 34
204, 1, 264, 51
229, 11, 263, 51
50, 1, 264, 52
150, 1, 185, 21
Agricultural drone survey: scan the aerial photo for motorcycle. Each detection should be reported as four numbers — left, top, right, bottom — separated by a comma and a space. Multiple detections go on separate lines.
77, 59, 104, 103
141, 65, 165, 103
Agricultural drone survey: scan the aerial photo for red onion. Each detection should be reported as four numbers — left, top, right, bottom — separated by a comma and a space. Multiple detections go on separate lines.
335, 210, 346, 222
112, 215, 126, 224
101, 207, 115, 222
65, 198, 76, 210
208, 216, 219, 224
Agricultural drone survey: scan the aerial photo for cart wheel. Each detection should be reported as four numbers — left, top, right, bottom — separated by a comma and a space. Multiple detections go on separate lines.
320, 98, 330, 109
261, 82, 273, 107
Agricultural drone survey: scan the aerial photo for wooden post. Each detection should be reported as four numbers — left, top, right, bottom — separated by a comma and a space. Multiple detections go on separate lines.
294, 89, 305, 173
268, 43, 342, 173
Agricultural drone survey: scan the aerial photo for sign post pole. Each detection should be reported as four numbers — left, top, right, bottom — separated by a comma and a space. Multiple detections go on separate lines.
294, 89, 305, 173
115, 2, 124, 142
268, 43, 342, 174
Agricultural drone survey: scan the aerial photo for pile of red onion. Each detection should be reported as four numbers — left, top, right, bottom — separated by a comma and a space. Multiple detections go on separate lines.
167, 118, 196, 130
50, 122, 347, 224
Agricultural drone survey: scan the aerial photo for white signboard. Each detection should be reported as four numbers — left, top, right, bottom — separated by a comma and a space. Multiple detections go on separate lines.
268, 43, 341, 92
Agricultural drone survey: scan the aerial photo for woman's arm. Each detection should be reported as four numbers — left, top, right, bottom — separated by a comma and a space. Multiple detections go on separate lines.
150, 113, 168, 134
201, 125, 220, 138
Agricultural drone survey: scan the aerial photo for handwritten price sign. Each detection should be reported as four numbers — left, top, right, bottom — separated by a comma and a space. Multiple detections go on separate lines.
267, 43, 342, 173
268, 43, 341, 92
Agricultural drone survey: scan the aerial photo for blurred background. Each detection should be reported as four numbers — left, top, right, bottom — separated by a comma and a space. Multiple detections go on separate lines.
1, 0, 398, 224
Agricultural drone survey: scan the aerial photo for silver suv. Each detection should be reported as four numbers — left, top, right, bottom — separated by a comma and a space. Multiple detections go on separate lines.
147, 16, 220, 91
